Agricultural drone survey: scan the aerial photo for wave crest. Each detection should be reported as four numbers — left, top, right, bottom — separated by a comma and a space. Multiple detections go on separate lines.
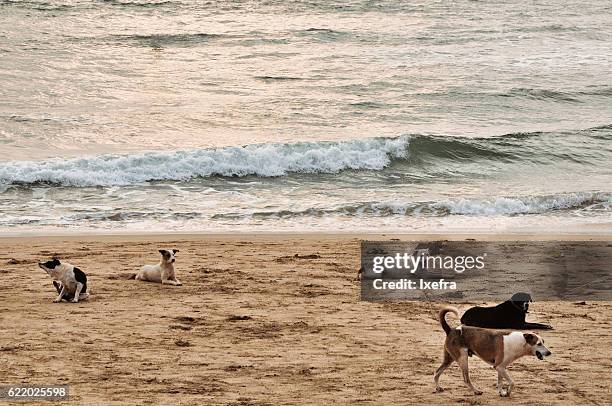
1, 127, 609, 189
0, 136, 409, 188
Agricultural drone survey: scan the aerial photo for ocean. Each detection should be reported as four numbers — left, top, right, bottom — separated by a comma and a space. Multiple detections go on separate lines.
0, 0, 610, 234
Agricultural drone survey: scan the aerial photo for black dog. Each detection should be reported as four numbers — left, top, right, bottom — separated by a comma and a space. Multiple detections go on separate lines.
460, 293, 553, 330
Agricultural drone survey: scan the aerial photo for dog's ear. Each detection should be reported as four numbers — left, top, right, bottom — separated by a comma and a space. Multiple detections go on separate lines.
172, 249, 179, 254
523, 333, 538, 346
158, 249, 167, 255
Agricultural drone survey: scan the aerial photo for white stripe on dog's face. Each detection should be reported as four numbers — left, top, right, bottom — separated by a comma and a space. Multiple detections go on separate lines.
159, 249, 179, 264
532, 337, 552, 360
522, 332, 552, 360
39, 259, 62, 277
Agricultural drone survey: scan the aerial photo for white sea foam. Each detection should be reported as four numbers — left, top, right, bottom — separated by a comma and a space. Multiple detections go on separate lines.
213, 192, 611, 219
0, 136, 409, 188
436, 192, 610, 215
360, 192, 611, 216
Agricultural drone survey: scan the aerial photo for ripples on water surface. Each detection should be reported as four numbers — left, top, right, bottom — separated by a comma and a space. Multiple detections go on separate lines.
0, 0, 610, 233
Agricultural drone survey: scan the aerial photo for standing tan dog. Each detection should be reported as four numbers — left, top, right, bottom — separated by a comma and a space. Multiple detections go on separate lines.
434, 306, 551, 397
135, 249, 181, 286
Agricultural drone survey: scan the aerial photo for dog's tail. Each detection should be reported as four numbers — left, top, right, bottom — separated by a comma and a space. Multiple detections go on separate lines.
439, 306, 459, 335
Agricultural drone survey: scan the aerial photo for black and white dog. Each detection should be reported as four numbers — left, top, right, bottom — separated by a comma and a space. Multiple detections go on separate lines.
38, 258, 89, 303
461, 293, 552, 330
135, 249, 181, 286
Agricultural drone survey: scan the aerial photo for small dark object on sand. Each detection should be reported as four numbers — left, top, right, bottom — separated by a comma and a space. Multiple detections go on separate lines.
227, 315, 252, 321
175, 339, 191, 347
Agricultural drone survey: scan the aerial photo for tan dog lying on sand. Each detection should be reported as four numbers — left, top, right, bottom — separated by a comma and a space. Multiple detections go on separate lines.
135, 249, 181, 286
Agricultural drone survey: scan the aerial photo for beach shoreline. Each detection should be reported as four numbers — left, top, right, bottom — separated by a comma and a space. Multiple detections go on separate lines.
0, 231, 610, 242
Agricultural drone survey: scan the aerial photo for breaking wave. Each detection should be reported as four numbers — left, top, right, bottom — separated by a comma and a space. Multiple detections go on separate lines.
0, 136, 409, 188
0, 127, 608, 189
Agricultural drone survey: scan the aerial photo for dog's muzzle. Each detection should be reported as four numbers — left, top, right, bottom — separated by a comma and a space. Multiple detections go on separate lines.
536, 350, 551, 360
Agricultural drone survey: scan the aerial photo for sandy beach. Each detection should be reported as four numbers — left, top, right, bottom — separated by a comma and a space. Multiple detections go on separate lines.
0, 234, 610, 405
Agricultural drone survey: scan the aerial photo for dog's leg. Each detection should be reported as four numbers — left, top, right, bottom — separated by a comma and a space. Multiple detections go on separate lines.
72, 282, 83, 303
498, 367, 514, 396
523, 322, 553, 330
53, 281, 62, 295
54, 282, 75, 301
434, 349, 453, 392
457, 349, 482, 395
162, 271, 181, 286
496, 366, 508, 397
161, 269, 171, 285
54, 285, 66, 303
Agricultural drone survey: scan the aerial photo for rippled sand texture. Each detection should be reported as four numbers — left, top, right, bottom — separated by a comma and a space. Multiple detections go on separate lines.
0, 234, 610, 404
